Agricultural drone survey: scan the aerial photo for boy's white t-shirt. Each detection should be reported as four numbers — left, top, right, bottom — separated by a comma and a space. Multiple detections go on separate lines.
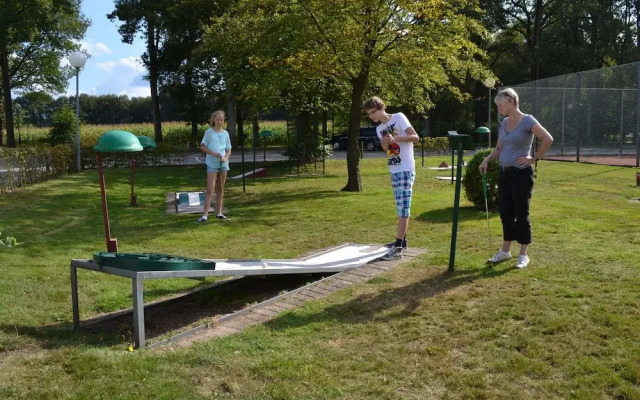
375, 112, 415, 173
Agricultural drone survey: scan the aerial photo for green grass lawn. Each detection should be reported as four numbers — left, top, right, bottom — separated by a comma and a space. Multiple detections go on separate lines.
0, 158, 639, 399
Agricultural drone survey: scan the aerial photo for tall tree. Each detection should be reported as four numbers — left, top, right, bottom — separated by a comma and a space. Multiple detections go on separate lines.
208, 1, 351, 161
0, 0, 87, 147
159, 0, 226, 147
490, 0, 640, 84
108, 0, 172, 143
205, 0, 289, 145
214, 0, 491, 191
15, 91, 55, 128
497, 0, 561, 81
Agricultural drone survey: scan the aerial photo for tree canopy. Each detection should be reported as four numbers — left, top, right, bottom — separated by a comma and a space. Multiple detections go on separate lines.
0, 0, 87, 147
210, 0, 493, 190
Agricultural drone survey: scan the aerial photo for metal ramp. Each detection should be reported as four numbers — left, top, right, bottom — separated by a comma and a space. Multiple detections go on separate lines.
205, 243, 387, 276
71, 243, 388, 348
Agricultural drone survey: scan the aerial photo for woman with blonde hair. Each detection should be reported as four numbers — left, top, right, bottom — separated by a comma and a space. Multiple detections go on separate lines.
479, 88, 554, 268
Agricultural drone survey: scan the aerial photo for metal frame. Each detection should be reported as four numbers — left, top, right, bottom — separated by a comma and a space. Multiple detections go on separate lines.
71, 244, 387, 348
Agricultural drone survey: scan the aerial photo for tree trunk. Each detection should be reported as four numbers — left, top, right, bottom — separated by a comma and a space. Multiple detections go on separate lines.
0, 42, 15, 147
636, 0, 640, 47
532, 0, 543, 81
0, 98, 4, 146
341, 73, 368, 192
474, 81, 483, 128
296, 111, 315, 164
226, 87, 236, 143
252, 114, 259, 148
147, 22, 163, 143
187, 69, 198, 147
321, 110, 328, 139
236, 103, 244, 147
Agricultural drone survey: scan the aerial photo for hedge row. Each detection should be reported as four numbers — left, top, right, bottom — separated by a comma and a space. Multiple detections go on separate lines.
0, 146, 73, 193
0, 135, 451, 194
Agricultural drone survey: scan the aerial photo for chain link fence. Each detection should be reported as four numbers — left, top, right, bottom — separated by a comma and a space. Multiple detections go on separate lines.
502, 62, 640, 167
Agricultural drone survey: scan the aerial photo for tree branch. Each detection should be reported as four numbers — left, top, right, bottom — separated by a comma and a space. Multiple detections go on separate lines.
300, 3, 338, 56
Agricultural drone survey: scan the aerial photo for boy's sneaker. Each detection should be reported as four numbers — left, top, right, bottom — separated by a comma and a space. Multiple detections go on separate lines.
385, 240, 408, 250
515, 255, 530, 269
216, 214, 229, 220
196, 216, 208, 223
489, 250, 511, 263
381, 247, 403, 261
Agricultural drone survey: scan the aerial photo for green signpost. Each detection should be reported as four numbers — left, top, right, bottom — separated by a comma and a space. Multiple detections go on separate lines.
446, 132, 475, 272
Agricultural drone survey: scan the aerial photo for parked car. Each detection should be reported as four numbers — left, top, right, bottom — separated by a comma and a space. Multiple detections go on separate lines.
328, 126, 381, 151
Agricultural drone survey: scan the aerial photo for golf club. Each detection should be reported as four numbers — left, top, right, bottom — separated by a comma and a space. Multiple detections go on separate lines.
482, 173, 492, 252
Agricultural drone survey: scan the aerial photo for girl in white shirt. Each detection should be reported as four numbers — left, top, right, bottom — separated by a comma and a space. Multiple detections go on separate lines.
197, 110, 232, 222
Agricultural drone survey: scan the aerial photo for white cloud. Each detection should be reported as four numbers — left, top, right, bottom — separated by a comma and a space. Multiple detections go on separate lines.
94, 42, 112, 55
79, 39, 112, 57
119, 87, 151, 98
96, 60, 117, 72
119, 56, 146, 74
94, 57, 145, 74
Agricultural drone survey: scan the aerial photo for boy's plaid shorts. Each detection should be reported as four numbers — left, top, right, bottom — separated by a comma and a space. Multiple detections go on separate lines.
390, 171, 415, 218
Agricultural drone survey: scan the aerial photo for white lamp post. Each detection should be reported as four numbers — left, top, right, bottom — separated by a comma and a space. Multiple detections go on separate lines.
69, 51, 86, 172
483, 78, 496, 148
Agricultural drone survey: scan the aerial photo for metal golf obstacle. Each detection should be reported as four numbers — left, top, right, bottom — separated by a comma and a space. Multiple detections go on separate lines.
71, 244, 388, 348
73, 130, 388, 349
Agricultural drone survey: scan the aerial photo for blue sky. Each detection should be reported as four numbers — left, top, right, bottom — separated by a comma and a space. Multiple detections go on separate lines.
63, 0, 149, 98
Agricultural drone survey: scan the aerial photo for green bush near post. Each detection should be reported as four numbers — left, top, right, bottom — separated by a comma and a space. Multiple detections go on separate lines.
462, 148, 499, 210
48, 105, 76, 146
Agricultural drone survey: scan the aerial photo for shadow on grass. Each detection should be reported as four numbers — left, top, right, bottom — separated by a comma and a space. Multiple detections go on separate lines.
11, 165, 347, 247
0, 273, 333, 349
416, 206, 490, 223
546, 166, 628, 184
264, 264, 515, 330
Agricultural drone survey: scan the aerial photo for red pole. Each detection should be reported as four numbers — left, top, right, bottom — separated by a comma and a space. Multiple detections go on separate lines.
97, 153, 118, 252
130, 153, 137, 206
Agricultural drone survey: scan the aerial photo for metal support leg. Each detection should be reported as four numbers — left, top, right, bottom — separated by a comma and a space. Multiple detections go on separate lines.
451, 149, 454, 184
71, 264, 80, 328
132, 275, 145, 348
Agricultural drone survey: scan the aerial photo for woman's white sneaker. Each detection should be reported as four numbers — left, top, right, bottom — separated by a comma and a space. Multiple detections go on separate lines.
490, 250, 512, 263
516, 255, 530, 269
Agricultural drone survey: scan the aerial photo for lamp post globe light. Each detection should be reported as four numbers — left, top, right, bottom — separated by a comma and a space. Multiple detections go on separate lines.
69, 51, 86, 172
482, 78, 496, 148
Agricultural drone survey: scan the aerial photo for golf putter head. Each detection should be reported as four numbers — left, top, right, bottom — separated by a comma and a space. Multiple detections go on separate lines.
107, 238, 118, 253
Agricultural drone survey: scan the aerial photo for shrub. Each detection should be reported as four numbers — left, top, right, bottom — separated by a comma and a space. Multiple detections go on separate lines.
312, 144, 333, 161
422, 137, 450, 153
48, 105, 77, 146
462, 149, 499, 210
